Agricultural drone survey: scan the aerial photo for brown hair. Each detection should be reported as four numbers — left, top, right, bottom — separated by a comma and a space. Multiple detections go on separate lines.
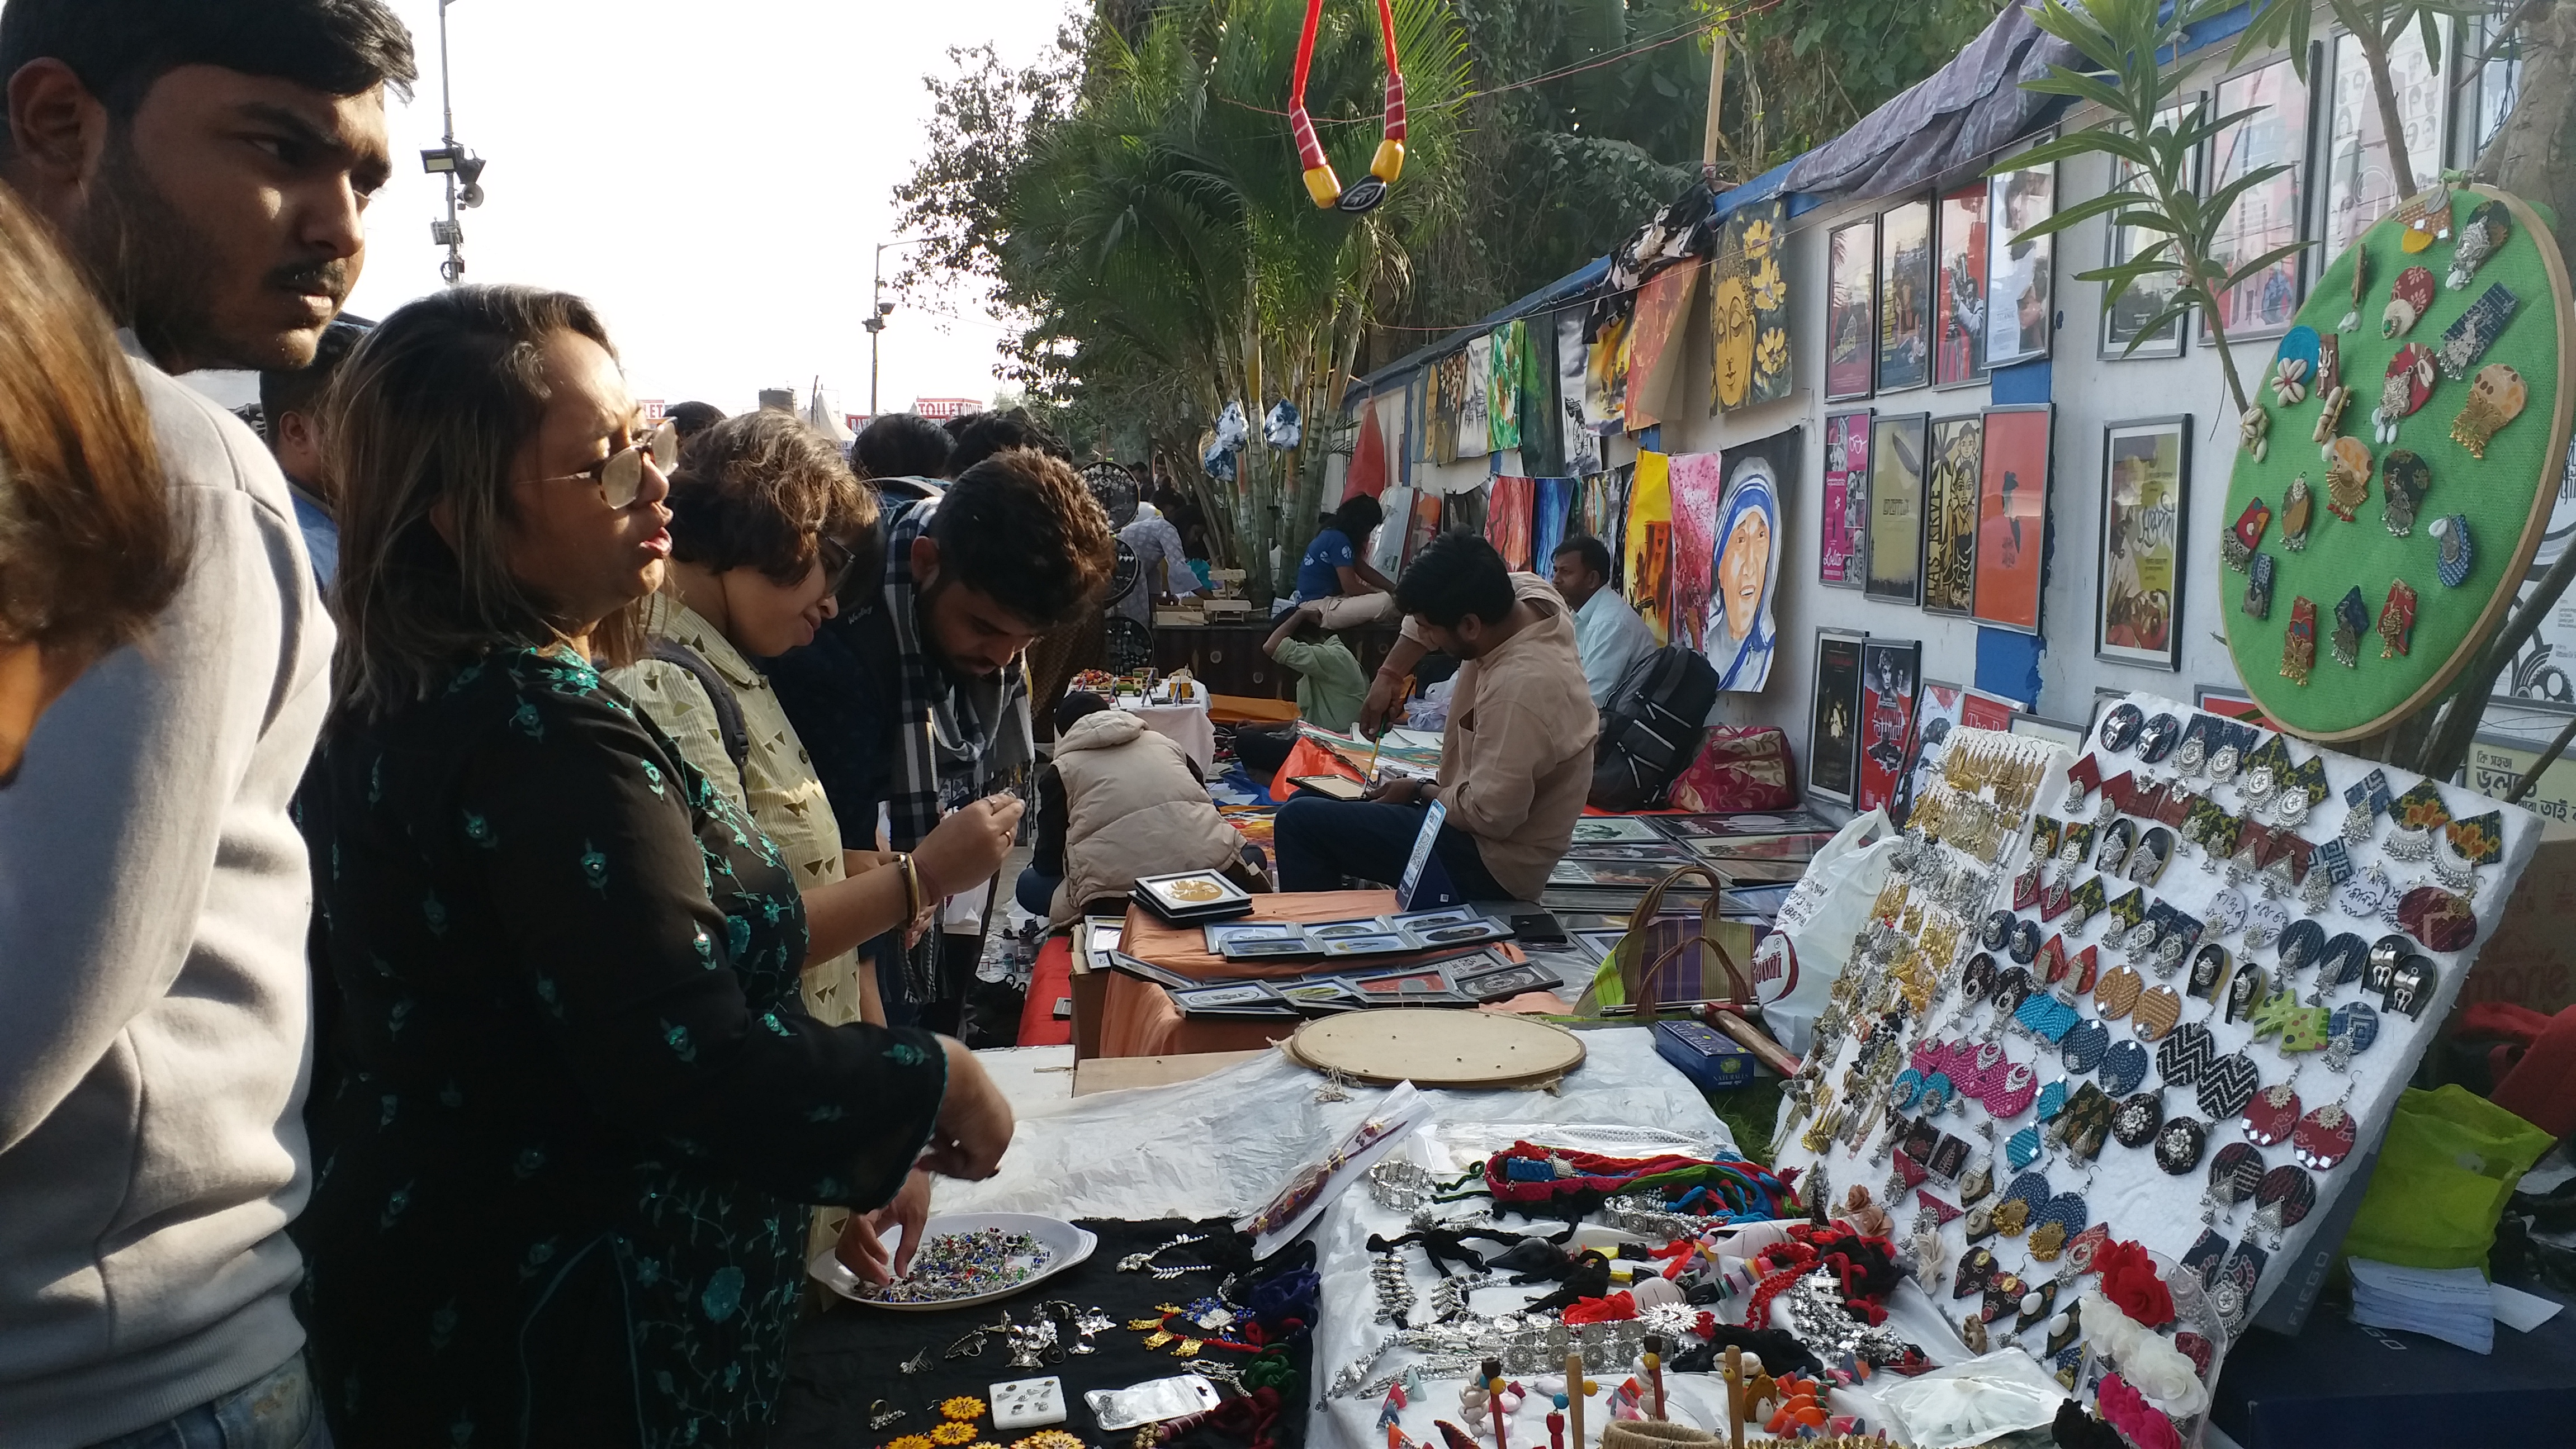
666, 410, 876, 586
0, 183, 182, 657
325, 284, 644, 723
929, 447, 1116, 630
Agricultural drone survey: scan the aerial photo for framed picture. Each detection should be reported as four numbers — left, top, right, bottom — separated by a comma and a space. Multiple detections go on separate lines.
2323, 25, 2440, 262
1921, 415, 1983, 616
1821, 410, 1871, 588
1569, 816, 1668, 845
1864, 413, 1929, 604
1877, 198, 1934, 392
1934, 180, 1990, 386
1566, 841, 1696, 864
2204, 55, 2309, 341
1892, 679, 1966, 828
2102, 101, 2198, 359
1808, 628, 1867, 806
2096, 415, 2191, 671
1985, 146, 2057, 368
2009, 714, 2091, 751
1972, 404, 2052, 633
1826, 219, 1878, 401
1855, 639, 1923, 815
1571, 929, 1628, 964
1546, 858, 1687, 890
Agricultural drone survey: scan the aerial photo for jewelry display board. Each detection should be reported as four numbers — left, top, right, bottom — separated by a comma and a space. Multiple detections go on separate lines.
1770, 697, 2541, 1438
2218, 184, 2575, 741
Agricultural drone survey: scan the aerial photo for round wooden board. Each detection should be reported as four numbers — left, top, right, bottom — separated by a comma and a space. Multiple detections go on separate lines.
1285, 1010, 1588, 1087
2217, 184, 2576, 741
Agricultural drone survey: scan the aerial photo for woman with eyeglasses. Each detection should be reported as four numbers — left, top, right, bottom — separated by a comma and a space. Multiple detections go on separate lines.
293, 286, 1016, 1445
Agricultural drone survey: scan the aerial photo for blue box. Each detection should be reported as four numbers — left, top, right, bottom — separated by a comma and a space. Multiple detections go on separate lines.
1652, 1019, 1759, 1091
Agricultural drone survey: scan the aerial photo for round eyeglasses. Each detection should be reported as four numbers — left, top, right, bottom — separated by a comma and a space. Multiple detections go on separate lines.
522, 419, 679, 509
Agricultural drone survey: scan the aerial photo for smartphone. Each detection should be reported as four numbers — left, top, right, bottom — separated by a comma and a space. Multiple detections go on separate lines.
1509, 912, 1568, 945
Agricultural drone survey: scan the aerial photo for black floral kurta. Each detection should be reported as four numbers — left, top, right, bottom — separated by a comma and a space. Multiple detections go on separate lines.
294, 646, 945, 1446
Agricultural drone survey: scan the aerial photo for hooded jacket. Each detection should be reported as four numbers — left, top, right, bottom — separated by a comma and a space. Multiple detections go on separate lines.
1049, 710, 1243, 924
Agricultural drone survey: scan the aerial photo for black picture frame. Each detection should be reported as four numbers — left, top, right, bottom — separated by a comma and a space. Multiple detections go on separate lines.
1878, 198, 1934, 392
1808, 628, 1868, 806
1934, 179, 1991, 388
1864, 412, 1930, 605
1985, 144, 2058, 369
2095, 415, 2193, 673
1826, 219, 1878, 402
2099, 97, 2200, 361
2203, 51, 2314, 344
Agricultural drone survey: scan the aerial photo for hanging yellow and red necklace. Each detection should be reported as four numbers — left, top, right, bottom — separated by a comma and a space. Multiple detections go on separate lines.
1289, 0, 1405, 212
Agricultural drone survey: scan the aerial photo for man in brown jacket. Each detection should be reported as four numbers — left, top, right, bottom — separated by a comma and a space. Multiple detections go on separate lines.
1275, 534, 1598, 901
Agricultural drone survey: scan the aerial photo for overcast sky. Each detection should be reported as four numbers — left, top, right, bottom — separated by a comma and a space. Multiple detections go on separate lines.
340, 0, 1072, 420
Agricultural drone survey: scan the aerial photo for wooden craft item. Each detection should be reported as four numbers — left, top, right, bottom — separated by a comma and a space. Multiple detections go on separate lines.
1284, 1010, 1586, 1087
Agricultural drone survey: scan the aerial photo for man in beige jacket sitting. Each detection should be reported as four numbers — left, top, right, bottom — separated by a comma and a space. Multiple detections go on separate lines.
1018, 692, 1258, 923
1275, 534, 1598, 901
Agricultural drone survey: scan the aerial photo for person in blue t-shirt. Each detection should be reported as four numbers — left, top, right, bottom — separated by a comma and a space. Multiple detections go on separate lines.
1291, 493, 1398, 627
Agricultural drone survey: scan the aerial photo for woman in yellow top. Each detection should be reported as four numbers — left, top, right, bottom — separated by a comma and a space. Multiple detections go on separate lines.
605, 410, 1019, 1259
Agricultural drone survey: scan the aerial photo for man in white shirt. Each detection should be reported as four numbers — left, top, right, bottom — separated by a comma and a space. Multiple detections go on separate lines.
1551, 534, 1654, 705
1112, 499, 1206, 625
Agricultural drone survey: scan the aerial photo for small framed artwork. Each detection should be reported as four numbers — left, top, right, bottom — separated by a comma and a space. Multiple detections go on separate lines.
1568, 841, 1696, 864
1855, 639, 1924, 815
2009, 714, 2091, 751
1571, 929, 1628, 963
1877, 198, 1934, 392
1809, 628, 1868, 806
1384, 907, 1481, 935
1203, 920, 1305, 954
1546, 858, 1684, 890
2096, 415, 2191, 671
1985, 144, 2058, 368
1308, 920, 1398, 942
1342, 967, 1467, 1004
1934, 179, 1990, 387
2203, 56, 2309, 343
1320, 932, 1414, 958
1569, 816, 1669, 846
2100, 101, 2198, 360
1920, 414, 1983, 616
1821, 410, 1871, 588
1452, 960, 1564, 1003
1864, 413, 1929, 605
1171, 981, 1298, 1017
1972, 404, 2053, 633
1826, 219, 1878, 401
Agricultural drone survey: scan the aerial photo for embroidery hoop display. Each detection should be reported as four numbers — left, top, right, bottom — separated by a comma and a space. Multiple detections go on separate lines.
2218, 186, 2575, 741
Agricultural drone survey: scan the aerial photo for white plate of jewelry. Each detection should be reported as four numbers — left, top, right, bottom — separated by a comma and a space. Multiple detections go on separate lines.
807, 1211, 1097, 1310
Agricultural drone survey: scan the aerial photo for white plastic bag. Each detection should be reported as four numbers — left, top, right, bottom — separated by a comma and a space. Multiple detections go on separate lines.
1750, 808, 1897, 1058
1868, 1349, 2067, 1449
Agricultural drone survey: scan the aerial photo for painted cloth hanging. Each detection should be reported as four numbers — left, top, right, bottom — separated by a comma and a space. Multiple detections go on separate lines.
1488, 320, 1524, 452
1485, 475, 1535, 571
1459, 333, 1493, 458
1532, 477, 1572, 570
1557, 311, 1602, 473
1286, 0, 1405, 212
1666, 451, 1727, 653
1624, 261, 1702, 431
1715, 198, 1793, 411
1584, 304, 1631, 431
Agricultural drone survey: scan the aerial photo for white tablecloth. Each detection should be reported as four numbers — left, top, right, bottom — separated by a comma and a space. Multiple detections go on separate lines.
1125, 698, 1216, 773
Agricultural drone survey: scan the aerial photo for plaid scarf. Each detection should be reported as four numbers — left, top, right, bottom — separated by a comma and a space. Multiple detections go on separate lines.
878, 498, 1034, 853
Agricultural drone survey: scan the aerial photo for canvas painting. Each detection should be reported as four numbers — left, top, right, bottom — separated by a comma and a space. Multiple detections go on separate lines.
1826, 219, 1877, 401
1972, 405, 2051, 632
1935, 180, 1989, 386
1808, 630, 1867, 806
1485, 474, 1534, 571
1706, 428, 1797, 693
1891, 679, 1966, 828
1625, 449, 1674, 645
1821, 411, 1869, 588
1855, 638, 1922, 815
1666, 452, 1726, 653
1430, 349, 1466, 465
1557, 312, 1602, 474
1921, 414, 1982, 615
1405, 488, 1442, 570
1579, 467, 1628, 569
1985, 151, 2057, 367
1625, 261, 1700, 431
2097, 416, 2190, 669
1532, 476, 1571, 571
1878, 199, 1933, 392
1460, 332, 1493, 457
1864, 413, 1929, 604
1582, 309, 1627, 431
1715, 197, 1792, 411
1489, 319, 1525, 452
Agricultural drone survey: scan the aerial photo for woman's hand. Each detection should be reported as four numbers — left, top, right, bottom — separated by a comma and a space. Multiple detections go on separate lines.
834, 1168, 933, 1285
912, 794, 1025, 901
918, 1036, 1014, 1181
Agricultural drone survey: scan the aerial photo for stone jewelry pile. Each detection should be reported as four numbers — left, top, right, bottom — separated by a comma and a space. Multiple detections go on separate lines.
857, 1228, 1050, 1304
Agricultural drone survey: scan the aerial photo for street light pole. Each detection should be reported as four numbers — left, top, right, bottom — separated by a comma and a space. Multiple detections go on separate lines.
423, 0, 488, 285
865, 236, 932, 417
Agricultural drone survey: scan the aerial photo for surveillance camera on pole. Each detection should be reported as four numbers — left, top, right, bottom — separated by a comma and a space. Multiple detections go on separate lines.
423, 1, 486, 285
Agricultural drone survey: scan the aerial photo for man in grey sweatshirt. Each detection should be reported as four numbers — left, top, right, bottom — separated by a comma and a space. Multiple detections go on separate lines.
0, 2, 414, 1444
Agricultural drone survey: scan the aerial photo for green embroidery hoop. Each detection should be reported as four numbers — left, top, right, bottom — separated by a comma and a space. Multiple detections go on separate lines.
2218, 185, 2576, 742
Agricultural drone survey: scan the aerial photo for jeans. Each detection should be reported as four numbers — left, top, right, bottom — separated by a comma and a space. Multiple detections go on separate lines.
1272, 797, 1512, 899
89, 1353, 331, 1449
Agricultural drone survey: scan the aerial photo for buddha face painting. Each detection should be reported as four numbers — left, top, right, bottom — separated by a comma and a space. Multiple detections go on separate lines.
1714, 271, 1754, 410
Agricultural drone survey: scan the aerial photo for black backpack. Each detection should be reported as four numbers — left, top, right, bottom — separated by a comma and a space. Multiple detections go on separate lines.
1589, 645, 1717, 811
647, 637, 752, 795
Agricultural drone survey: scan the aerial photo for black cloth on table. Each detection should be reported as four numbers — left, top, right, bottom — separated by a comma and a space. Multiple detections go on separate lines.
774, 1219, 1310, 1449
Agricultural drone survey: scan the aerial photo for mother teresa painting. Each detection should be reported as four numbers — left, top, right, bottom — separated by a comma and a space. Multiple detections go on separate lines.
1705, 428, 1797, 692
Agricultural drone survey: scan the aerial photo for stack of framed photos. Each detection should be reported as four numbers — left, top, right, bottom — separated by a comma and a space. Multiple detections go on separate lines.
1129, 869, 1256, 925
1537, 811, 1840, 913
1201, 908, 1512, 961
1112, 946, 1564, 1019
